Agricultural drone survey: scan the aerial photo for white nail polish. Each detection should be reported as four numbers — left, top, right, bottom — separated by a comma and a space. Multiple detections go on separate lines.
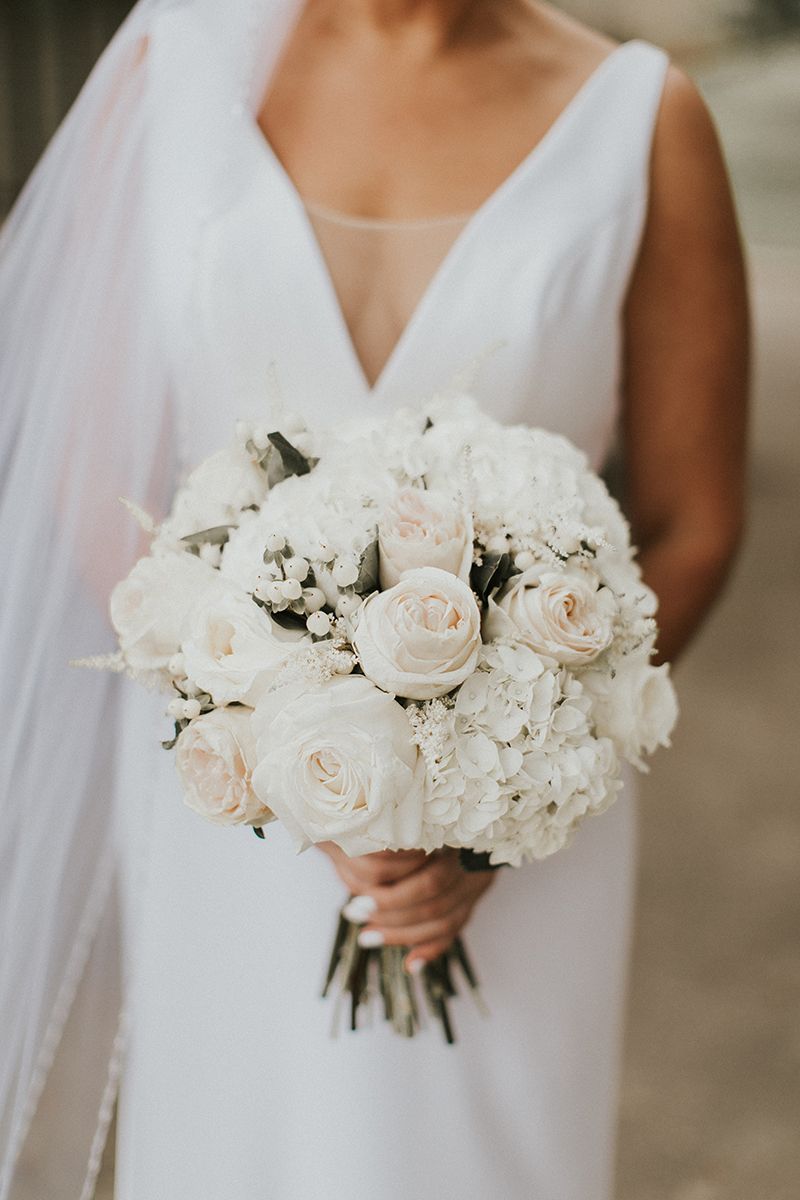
342, 895, 376, 924
407, 958, 425, 976
358, 929, 384, 949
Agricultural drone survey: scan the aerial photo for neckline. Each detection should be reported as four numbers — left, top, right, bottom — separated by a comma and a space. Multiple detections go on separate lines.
302, 198, 475, 230
247, 37, 641, 397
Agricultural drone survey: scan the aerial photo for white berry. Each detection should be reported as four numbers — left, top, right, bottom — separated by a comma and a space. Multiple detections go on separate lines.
281, 577, 303, 601
168, 653, 185, 677
264, 580, 285, 604
265, 533, 285, 553
182, 699, 202, 720
336, 593, 361, 618
302, 587, 326, 613
306, 611, 332, 637
333, 559, 359, 587
515, 550, 536, 570
167, 698, 184, 718
283, 556, 309, 582
317, 541, 336, 563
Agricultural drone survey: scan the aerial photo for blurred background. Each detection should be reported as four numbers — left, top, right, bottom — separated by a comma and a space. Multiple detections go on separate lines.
1, 2, 798, 1198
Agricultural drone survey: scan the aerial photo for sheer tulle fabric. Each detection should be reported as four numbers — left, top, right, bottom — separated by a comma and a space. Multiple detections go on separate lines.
0, 5, 177, 1194
303, 203, 470, 387
0, 2, 311, 1189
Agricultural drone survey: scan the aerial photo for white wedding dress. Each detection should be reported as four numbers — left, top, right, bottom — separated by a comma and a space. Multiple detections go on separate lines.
0, 3, 669, 1198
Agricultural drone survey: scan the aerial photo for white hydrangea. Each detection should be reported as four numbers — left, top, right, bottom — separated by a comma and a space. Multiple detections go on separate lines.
221, 466, 385, 598
159, 442, 268, 542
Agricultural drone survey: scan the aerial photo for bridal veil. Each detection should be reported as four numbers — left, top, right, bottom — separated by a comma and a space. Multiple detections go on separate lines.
0, 2, 301, 1195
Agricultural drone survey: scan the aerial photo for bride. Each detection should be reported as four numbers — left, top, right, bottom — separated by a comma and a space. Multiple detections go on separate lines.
0, 1, 748, 1197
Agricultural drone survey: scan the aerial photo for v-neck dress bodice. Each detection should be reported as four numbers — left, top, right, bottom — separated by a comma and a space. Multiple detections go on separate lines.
116, 17, 671, 1200
302, 202, 472, 389
144, 20, 668, 474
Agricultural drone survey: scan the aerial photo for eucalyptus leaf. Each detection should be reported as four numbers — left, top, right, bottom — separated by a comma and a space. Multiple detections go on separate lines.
180, 524, 233, 549
269, 607, 308, 633
353, 537, 379, 595
161, 717, 188, 751
267, 431, 317, 478
470, 550, 519, 604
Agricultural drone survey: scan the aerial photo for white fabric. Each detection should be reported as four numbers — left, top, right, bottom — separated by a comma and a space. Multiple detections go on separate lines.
0, 0, 669, 1194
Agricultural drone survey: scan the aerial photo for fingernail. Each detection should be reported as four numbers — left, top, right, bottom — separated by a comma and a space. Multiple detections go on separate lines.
406, 957, 424, 976
357, 929, 384, 949
342, 895, 377, 924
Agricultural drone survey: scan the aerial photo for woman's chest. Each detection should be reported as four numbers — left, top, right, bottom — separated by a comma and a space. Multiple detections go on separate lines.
255, 28, 613, 220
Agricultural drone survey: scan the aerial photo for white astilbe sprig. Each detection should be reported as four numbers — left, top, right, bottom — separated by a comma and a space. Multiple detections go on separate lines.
70, 651, 127, 673
119, 496, 158, 536
71, 651, 170, 694
266, 639, 356, 693
406, 697, 455, 775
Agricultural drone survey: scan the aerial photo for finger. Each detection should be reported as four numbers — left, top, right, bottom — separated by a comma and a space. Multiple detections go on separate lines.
367, 856, 463, 914
404, 939, 454, 971
330, 853, 431, 906
362, 901, 472, 951
344, 851, 428, 888
367, 877, 466, 930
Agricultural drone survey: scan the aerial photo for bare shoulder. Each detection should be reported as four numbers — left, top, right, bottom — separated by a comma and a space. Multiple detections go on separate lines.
647, 63, 744, 252
660, 62, 717, 123
626, 55, 748, 326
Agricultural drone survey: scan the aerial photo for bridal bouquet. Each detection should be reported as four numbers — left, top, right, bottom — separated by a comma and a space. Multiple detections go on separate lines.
102, 393, 677, 1040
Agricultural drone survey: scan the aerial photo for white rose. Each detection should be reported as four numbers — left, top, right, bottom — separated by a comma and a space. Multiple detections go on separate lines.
583, 658, 679, 768
378, 487, 473, 589
163, 444, 267, 539
182, 589, 308, 706
251, 675, 426, 856
110, 551, 227, 674
484, 566, 616, 667
353, 567, 481, 700
175, 707, 271, 827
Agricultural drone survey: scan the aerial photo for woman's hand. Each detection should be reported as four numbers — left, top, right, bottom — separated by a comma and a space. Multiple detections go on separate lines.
319, 844, 496, 971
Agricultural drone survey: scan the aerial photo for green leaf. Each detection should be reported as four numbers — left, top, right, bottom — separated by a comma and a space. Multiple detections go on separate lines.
267, 431, 317, 478
354, 537, 379, 595
180, 525, 233, 549
469, 551, 519, 605
161, 717, 188, 751
269, 607, 307, 632
458, 847, 506, 873
252, 825, 266, 840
